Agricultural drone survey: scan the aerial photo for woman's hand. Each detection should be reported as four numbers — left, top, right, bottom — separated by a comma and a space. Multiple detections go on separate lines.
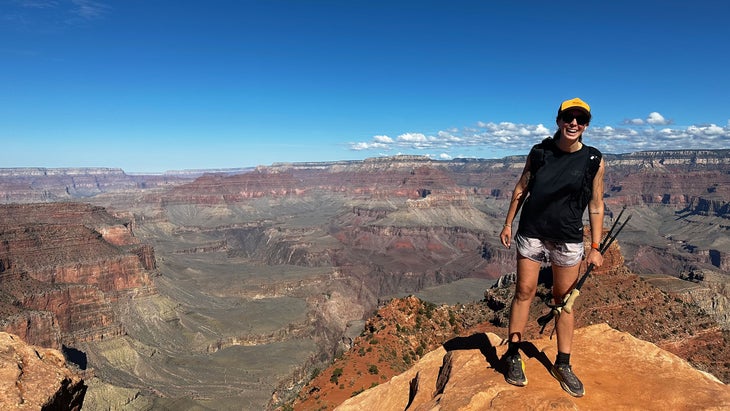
586, 247, 604, 267
500, 225, 512, 248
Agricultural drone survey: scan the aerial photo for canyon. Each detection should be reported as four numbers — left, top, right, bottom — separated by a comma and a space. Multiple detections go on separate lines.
0, 149, 727, 409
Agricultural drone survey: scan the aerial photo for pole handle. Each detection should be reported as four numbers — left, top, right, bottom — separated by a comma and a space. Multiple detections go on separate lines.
562, 289, 580, 314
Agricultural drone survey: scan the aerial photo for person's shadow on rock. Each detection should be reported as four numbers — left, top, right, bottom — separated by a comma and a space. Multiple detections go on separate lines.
442, 335, 552, 376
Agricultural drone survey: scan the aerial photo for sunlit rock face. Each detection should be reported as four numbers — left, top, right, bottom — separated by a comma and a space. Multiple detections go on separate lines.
0, 203, 155, 348
332, 324, 730, 411
0, 332, 86, 410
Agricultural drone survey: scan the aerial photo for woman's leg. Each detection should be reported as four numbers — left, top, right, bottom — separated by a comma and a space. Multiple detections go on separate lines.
552, 263, 581, 353
508, 255, 542, 343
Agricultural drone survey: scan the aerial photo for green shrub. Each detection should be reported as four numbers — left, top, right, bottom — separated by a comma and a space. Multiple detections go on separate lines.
330, 368, 343, 384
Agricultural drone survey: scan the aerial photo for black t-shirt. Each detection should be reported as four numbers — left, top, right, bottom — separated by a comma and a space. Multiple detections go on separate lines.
517, 140, 596, 243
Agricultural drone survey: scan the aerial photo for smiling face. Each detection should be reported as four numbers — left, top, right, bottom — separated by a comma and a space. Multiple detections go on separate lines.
557, 109, 590, 142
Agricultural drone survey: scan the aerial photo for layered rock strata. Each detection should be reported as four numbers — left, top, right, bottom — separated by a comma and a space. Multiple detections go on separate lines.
0, 203, 156, 348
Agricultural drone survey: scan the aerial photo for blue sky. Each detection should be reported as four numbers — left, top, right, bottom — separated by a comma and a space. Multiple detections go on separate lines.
2, 0, 729, 173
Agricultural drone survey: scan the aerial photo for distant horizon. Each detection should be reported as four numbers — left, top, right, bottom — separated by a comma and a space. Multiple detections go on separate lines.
3, 1, 729, 173
2, 146, 728, 176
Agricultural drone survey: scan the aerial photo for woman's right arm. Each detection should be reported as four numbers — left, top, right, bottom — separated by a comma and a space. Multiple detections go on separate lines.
500, 156, 532, 248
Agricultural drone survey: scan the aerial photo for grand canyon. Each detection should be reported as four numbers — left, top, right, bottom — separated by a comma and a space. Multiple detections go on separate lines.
0, 149, 728, 410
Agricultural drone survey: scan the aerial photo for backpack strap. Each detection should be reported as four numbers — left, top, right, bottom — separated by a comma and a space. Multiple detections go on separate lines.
586, 146, 602, 179
527, 138, 552, 192
580, 146, 602, 207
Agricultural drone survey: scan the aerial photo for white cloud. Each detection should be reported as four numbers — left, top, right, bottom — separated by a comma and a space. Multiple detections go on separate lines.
373, 135, 393, 143
397, 132, 429, 143
701, 124, 724, 135
647, 112, 670, 125
535, 124, 551, 134
348, 114, 730, 157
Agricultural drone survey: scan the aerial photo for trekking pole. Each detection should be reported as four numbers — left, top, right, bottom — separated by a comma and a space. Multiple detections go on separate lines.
537, 208, 631, 335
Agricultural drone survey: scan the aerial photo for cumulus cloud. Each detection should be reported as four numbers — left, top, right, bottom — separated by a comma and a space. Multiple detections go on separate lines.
647, 112, 671, 125
348, 112, 730, 158
397, 132, 429, 143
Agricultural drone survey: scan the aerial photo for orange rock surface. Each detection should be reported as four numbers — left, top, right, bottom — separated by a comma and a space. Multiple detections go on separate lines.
335, 323, 730, 410
0, 332, 85, 410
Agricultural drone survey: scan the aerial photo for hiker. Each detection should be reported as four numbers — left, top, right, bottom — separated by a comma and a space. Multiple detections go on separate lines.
498, 97, 605, 397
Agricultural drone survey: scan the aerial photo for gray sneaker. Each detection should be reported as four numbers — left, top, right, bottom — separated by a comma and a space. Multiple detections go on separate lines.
551, 364, 585, 397
504, 353, 527, 387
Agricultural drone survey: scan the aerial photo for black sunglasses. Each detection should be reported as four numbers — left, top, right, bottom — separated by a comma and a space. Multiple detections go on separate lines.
560, 112, 590, 125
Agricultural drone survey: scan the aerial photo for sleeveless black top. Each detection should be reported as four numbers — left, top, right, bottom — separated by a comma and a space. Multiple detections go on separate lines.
517, 140, 597, 243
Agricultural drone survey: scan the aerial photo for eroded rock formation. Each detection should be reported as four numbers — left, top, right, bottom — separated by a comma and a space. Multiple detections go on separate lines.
0, 150, 727, 409
0, 203, 156, 348
0, 332, 86, 410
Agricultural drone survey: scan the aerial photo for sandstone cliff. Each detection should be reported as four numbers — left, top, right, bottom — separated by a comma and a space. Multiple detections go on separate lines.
0, 332, 86, 410
334, 323, 730, 411
0, 203, 156, 348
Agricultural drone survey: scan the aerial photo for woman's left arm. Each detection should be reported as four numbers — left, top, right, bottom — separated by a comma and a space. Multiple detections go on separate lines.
587, 158, 605, 267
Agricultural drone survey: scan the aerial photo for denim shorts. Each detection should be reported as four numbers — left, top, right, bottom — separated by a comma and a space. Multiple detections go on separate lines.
514, 233, 584, 267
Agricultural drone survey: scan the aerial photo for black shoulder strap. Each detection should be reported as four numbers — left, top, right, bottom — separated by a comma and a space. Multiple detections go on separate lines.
528, 138, 552, 176
586, 146, 602, 180
527, 139, 548, 192
580, 146, 603, 206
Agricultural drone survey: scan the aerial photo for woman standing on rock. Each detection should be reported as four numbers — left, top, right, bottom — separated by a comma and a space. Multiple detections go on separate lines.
498, 97, 605, 397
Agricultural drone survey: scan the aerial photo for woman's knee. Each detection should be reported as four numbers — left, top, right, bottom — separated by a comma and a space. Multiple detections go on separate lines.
514, 284, 537, 302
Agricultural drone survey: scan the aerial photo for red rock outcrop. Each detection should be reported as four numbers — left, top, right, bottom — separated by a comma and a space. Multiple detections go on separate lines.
0, 332, 86, 410
0, 309, 61, 349
291, 296, 495, 411
0, 203, 156, 347
333, 324, 730, 411
292, 228, 729, 410
162, 156, 469, 205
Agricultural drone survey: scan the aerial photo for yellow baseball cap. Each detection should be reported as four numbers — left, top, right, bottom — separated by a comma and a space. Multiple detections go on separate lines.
558, 97, 591, 118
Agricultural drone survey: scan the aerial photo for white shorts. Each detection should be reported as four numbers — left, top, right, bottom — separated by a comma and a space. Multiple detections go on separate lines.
514, 233, 584, 267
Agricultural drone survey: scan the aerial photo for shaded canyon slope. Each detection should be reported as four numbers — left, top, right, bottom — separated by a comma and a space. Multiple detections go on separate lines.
0, 149, 727, 409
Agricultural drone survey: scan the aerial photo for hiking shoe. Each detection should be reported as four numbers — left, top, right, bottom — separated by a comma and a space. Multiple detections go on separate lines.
504, 353, 527, 387
551, 364, 585, 397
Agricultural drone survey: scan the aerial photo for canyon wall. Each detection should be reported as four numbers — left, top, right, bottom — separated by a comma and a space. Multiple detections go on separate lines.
0, 203, 156, 349
0, 149, 726, 409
